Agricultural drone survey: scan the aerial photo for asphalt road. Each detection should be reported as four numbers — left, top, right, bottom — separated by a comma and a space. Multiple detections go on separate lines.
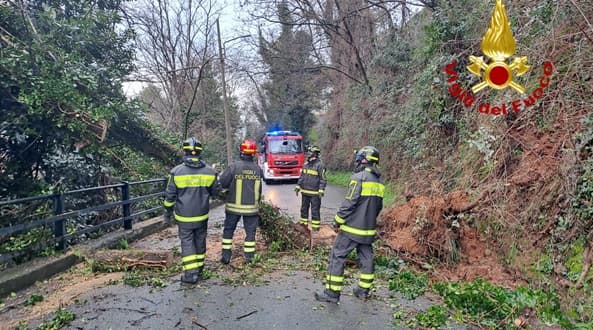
6, 182, 475, 330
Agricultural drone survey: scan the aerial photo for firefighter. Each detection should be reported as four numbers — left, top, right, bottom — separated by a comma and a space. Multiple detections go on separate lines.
314, 146, 384, 303
219, 139, 264, 264
163, 137, 221, 284
294, 145, 327, 231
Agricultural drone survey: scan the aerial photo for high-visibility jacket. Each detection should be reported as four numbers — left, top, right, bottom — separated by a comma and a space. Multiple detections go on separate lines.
219, 157, 263, 216
334, 165, 384, 244
163, 157, 221, 222
296, 158, 327, 196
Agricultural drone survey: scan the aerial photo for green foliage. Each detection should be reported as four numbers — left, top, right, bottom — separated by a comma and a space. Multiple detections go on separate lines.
257, 2, 320, 136
325, 170, 352, 187
572, 115, 593, 230
23, 294, 44, 307
37, 308, 75, 330
258, 201, 304, 251
0, 227, 53, 257
388, 269, 428, 300
122, 270, 168, 288
564, 239, 586, 282
412, 305, 449, 329
117, 239, 129, 250
533, 253, 554, 276
326, 169, 398, 206
0, 1, 170, 199
434, 278, 571, 329
374, 254, 404, 281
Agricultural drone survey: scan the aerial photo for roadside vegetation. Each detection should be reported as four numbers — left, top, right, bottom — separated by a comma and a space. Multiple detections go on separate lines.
2, 0, 593, 328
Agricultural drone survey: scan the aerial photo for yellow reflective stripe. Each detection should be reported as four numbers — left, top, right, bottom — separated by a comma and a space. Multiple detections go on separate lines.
358, 281, 373, 289
244, 241, 256, 252
300, 189, 319, 195
360, 273, 375, 280
226, 204, 258, 213
325, 283, 342, 291
326, 274, 344, 282
174, 174, 215, 188
182, 255, 199, 263
360, 182, 385, 197
334, 215, 345, 224
222, 238, 233, 249
319, 190, 325, 193
235, 178, 243, 205
303, 169, 319, 176
163, 200, 175, 207
182, 146, 203, 150
340, 224, 376, 236
254, 179, 261, 203
174, 213, 208, 222
347, 180, 357, 199
183, 263, 200, 270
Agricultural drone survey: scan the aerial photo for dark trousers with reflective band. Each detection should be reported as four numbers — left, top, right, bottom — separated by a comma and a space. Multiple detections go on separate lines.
178, 221, 207, 273
326, 232, 375, 292
222, 212, 258, 258
300, 194, 321, 229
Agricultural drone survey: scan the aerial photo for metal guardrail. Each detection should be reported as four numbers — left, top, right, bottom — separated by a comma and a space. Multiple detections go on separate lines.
0, 178, 167, 263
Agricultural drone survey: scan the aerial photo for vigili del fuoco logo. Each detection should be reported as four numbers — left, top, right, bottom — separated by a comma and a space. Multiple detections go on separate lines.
445, 0, 554, 116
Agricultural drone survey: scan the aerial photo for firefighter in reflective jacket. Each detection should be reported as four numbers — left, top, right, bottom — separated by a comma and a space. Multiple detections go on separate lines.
315, 146, 384, 303
295, 145, 327, 231
219, 139, 264, 264
163, 137, 221, 284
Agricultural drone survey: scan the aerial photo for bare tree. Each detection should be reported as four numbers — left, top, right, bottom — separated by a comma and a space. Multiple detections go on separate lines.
129, 0, 220, 137
240, 0, 434, 89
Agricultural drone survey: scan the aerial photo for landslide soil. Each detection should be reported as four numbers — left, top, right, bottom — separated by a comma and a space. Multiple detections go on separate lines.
377, 121, 571, 288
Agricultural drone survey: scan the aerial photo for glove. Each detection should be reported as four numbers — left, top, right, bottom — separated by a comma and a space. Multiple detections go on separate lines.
164, 211, 173, 224
294, 186, 300, 196
318, 190, 324, 198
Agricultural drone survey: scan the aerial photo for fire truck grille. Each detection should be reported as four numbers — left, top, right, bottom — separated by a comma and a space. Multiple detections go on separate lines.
274, 160, 298, 166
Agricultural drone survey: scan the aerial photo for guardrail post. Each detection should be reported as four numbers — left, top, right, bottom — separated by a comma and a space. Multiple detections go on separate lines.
53, 194, 65, 251
122, 181, 132, 230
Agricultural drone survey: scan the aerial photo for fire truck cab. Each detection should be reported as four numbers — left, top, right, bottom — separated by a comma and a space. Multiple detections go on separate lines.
258, 131, 305, 184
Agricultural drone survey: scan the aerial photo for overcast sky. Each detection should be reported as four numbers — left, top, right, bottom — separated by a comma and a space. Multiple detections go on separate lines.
123, 0, 249, 97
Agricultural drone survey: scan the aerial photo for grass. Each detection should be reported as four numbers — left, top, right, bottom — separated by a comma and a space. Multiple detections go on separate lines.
326, 169, 399, 207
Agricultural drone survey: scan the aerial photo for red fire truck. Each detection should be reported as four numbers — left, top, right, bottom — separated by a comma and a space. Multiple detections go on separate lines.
258, 131, 305, 184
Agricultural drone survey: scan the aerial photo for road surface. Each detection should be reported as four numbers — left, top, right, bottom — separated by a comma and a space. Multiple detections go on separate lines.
0, 182, 474, 330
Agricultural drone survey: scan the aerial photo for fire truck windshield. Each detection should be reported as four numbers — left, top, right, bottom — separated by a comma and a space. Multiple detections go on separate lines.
268, 139, 302, 154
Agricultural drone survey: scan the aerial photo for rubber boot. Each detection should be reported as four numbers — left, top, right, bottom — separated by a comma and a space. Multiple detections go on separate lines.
244, 252, 254, 264
314, 289, 340, 303
353, 286, 370, 300
180, 269, 200, 285
220, 249, 231, 264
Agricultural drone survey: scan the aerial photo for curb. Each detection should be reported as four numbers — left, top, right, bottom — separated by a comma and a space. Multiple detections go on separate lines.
0, 200, 225, 297
0, 216, 169, 297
